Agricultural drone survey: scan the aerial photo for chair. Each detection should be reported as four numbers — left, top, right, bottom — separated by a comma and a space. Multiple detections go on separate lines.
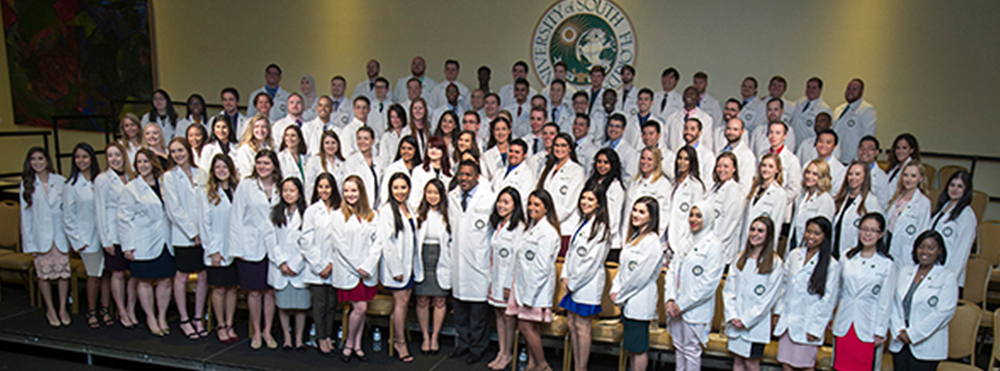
971, 190, 988, 224
937, 165, 968, 189
589, 263, 625, 371
877, 159, 889, 172
69, 258, 84, 314
926, 188, 942, 206
961, 256, 992, 329
989, 309, 1000, 371
921, 163, 936, 190
977, 221, 1000, 267
648, 272, 674, 369
704, 279, 729, 357
365, 291, 398, 356
0, 199, 37, 307
939, 304, 982, 369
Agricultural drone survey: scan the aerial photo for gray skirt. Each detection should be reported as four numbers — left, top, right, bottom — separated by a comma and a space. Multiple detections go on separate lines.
275, 285, 311, 310
414, 243, 449, 297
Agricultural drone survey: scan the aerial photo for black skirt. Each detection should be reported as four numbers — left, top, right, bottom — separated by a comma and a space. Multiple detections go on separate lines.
130, 247, 175, 279
236, 258, 269, 291
104, 244, 130, 271
207, 264, 238, 287
174, 245, 206, 273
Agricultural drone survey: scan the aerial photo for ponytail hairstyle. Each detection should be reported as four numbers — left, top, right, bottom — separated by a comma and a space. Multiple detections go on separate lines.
67, 142, 100, 185
526, 189, 561, 236
21, 147, 55, 208
270, 177, 306, 228
310, 172, 342, 208
845, 212, 891, 260
387, 172, 412, 238
736, 215, 777, 274
803, 216, 833, 297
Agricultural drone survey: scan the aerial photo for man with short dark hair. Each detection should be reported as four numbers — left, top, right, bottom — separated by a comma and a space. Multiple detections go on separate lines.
616, 64, 638, 112
448, 160, 496, 365
587, 66, 607, 115
247, 64, 291, 122
856, 135, 889, 209
713, 98, 743, 154
540, 61, 576, 106
461, 110, 487, 151
498, 61, 537, 112
491, 139, 533, 205
590, 89, 621, 144
833, 78, 877, 163
692, 71, 723, 137
795, 112, 841, 165
640, 120, 675, 181
521, 107, 550, 157
302, 95, 334, 156
477, 65, 491, 93
549, 80, 573, 133
572, 114, 599, 172
272, 93, 305, 141
340, 96, 371, 158
653, 67, 682, 120
527, 122, 560, 176
737, 76, 766, 134
503, 78, 532, 138
367, 77, 392, 136
214, 87, 248, 137
626, 88, 662, 151
428, 59, 470, 109
477, 93, 501, 142
352, 59, 381, 101
604, 113, 638, 179
764, 120, 802, 203
751, 98, 797, 155
797, 128, 845, 194
329, 76, 353, 127
394, 56, 437, 103
666, 86, 713, 152
682, 118, 717, 188
718, 117, 756, 191
789, 77, 831, 150
432, 82, 468, 129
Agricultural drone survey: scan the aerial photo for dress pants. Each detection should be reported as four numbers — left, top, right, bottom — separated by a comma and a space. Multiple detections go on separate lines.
453, 298, 491, 357
310, 285, 338, 339
668, 317, 703, 371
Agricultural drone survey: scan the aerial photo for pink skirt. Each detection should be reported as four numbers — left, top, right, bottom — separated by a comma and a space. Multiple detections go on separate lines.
504, 288, 552, 323
34, 247, 70, 280
833, 324, 876, 371
777, 332, 819, 368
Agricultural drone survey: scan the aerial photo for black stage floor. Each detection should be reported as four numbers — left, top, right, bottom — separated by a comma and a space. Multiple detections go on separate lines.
0, 286, 638, 371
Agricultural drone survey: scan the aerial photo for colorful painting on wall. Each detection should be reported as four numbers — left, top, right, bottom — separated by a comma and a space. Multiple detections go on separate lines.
3, 0, 154, 131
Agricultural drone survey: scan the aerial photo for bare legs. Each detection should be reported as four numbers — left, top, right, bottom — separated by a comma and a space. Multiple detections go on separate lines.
391, 289, 412, 359
84, 274, 112, 325
519, 320, 550, 371
567, 313, 593, 371
278, 308, 307, 348
39, 278, 70, 325
173, 270, 208, 337
345, 300, 368, 356
489, 307, 516, 370
416, 296, 447, 353
247, 289, 276, 348
629, 351, 648, 371
137, 277, 171, 335
211, 285, 238, 342
110, 271, 138, 327
733, 356, 761, 371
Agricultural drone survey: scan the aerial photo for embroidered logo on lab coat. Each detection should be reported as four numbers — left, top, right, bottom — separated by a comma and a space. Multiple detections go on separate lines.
560, 185, 569, 195
928, 295, 938, 307
754, 284, 766, 296
872, 284, 881, 295
714, 209, 721, 219
576, 247, 587, 257
853, 219, 861, 228
475, 219, 486, 230
680, 202, 690, 212
341, 115, 349, 124
370, 233, 377, 242
805, 119, 813, 128
745, 113, 753, 121
525, 250, 536, 261
906, 225, 917, 235
692, 265, 704, 276
629, 107, 638, 115
847, 119, 856, 127
628, 261, 638, 271
943, 227, 954, 237
499, 248, 510, 258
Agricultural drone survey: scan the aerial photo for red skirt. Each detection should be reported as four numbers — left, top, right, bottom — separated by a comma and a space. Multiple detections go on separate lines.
337, 279, 377, 302
833, 324, 876, 371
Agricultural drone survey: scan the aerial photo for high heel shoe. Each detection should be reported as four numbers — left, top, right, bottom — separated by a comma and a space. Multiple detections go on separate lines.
59, 311, 71, 326
45, 312, 61, 328
147, 321, 165, 337
99, 307, 115, 327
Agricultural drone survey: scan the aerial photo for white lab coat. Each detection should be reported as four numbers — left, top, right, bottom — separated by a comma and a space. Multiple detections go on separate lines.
163, 167, 206, 247
246, 86, 291, 124
626, 174, 672, 235
415, 209, 452, 290
140, 112, 180, 141
624, 112, 661, 151
232, 143, 264, 180
63, 177, 100, 253
394, 75, 436, 104
667, 176, 705, 250
448, 181, 496, 302
562, 218, 610, 306
300, 202, 336, 285
117, 178, 172, 260
489, 222, 522, 306
772, 148, 803, 213
665, 201, 726, 330
789, 191, 836, 251
716, 139, 756, 196
833, 251, 895, 342
931, 205, 977, 286
665, 108, 713, 153
378, 130, 405, 168
277, 150, 308, 182
209, 114, 248, 145
886, 192, 932, 270
353, 79, 378, 102
339, 118, 368, 159
498, 83, 538, 117
773, 249, 840, 345
198, 141, 233, 172
607, 141, 639, 180
345, 152, 386, 209
603, 179, 626, 249
228, 178, 279, 262
330, 211, 380, 290
723, 255, 786, 348
540, 160, 586, 235
491, 163, 534, 207
833, 99, 877, 164
653, 89, 683, 125
514, 221, 560, 308
266, 210, 305, 290
481, 146, 506, 184
737, 96, 766, 133
94, 170, 128, 248
742, 182, 789, 248
797, 151, 845, 194
750, 122, 798, 157
198, 185, 233, 267
612, 234, 665, 321
20, 174, 69, 254
832, 193, 882, 258
504, 101, 532, 139
301, 117, 329, 157
708, 180, 746, 261
409, 166, 452, 210
379, 160, 413, 209
889, 264, 957, 361
377, 205, 417, 289
699, 94, 724, 138
303, 154, 346, 202
870, 164, 892, 211
427, 80, 470, 112
788, 97, 831, 150
692, 143, 717, 190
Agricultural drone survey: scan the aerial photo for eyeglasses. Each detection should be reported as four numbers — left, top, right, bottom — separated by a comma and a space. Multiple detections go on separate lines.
860, 227, 882, 234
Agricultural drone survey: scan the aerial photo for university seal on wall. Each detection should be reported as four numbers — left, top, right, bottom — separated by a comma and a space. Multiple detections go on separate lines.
532, 0, 636, 90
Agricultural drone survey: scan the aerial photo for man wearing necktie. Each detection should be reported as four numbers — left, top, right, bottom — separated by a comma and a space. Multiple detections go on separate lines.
789, 77, 832, 151
654, 67, 681, 121
833, 78, 878, 163
271, 93, 306, 144
616, 65, 637, 113
587, 66, 606, 115
352, 59, 381, 101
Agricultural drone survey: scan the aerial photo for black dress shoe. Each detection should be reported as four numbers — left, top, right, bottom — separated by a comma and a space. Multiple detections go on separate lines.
449, 348, 469, 358
354, 350, 368, 362
466, 354, 482, 364
340, 349, 352, 363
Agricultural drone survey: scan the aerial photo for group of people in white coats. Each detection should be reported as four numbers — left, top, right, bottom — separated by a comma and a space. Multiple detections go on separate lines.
20, 59, 976, 371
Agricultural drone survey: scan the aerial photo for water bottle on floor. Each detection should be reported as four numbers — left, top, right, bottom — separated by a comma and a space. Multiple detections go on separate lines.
306, 323, 316, 347
517, 347, 528, 371
372, 327, 382, 352
336, 325, 343, 348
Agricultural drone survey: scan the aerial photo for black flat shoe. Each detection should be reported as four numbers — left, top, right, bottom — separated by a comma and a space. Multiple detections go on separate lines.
295, 346, 307, 352
353, 349, 368, 362
340, 349, 352, 363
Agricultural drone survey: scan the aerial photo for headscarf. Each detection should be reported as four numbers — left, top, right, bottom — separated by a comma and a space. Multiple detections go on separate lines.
301, 74, 318, 110
688, 200, 717, 248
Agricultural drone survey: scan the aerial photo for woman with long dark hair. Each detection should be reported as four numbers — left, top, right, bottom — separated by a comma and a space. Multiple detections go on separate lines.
410, 136, 452, 210
486, 187, 525, 371
707, 152, 745, 261
724, 216, 786, 371
277, 125, 309, 182
141, 89, 179, 139
886, 134, 920, 193
186, 123, 208, 168
931, 170, 976, 287
380, 104, 409, 166
414, 179, 453, 355
561, 187, 611, 371
667, 146, 706, 249
304, 130, 346, 200
378, 172, 418, 362
774, 216, 840, 371
379, 135, 422, 207
63, 143, 110, 328
584, 148, 625, 256
832, 213, 894, 371
267, 177, 309, 350
832, 161, 882, 258
536, 133, 586, 256
482, 116, 513, 183
301, 173, 341, 354
21, 147, 70, 327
